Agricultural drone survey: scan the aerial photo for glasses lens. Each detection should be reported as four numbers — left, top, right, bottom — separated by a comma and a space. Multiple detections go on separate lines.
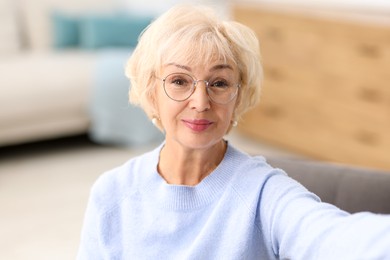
207, 78, 239, 104
163, 73, 194, 101
162, 73, 239, 104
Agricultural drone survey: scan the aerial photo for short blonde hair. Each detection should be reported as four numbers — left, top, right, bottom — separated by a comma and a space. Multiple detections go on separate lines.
126, 4, 262, 122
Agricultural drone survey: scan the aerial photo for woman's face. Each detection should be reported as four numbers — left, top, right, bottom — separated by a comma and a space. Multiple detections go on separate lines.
155, 59, 239, 151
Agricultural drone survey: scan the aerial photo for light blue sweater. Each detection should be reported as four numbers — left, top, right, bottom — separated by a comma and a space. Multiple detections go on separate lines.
77, 143, 390, 259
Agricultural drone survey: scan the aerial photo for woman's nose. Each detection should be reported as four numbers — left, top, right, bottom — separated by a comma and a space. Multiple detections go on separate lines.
189, 81, 211, 112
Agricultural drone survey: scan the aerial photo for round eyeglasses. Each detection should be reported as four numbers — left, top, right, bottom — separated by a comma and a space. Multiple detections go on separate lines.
160, 73, 240, 104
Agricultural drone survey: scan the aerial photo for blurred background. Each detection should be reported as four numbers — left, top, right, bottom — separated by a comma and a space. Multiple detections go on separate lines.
0, 0, 389, 259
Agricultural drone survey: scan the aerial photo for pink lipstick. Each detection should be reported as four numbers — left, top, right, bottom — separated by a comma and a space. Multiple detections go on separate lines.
183, 119, 213, 132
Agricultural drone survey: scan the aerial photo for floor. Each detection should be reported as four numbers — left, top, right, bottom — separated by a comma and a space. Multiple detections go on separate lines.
0, 130, 299, 260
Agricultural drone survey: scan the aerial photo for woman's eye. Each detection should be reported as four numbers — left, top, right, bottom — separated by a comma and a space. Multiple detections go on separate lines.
171, 78, 189, 86
172, 79, 184, 85
211, 80, 229, 88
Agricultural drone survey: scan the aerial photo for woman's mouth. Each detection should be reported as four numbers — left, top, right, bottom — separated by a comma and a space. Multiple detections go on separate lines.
182, 119, 213, 132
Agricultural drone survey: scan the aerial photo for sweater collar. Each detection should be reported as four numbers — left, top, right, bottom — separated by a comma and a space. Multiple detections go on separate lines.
140, 141, 246, 211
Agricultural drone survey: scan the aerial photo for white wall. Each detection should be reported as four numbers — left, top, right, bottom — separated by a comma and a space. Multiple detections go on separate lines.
121, 0, 231, 17
236, 0, 390, 12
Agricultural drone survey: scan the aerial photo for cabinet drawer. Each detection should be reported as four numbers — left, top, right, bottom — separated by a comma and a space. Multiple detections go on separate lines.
234, 5, 390, 170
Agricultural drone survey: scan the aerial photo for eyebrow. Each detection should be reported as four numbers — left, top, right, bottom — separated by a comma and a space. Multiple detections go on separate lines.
166, 63, 192, 72
165, 63, 233, 72
210, 64, 233, 71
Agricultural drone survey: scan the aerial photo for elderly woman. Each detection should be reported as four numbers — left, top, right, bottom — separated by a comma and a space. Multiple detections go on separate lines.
77, 4, 390, 259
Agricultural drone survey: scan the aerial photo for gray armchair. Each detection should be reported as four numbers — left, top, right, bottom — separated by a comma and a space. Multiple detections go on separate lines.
267, 157, 390, 214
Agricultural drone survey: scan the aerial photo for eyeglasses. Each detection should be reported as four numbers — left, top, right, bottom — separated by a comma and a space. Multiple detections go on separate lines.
160, 73, 240, 104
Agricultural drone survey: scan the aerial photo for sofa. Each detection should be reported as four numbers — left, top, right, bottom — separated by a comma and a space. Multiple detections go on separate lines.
0, 0, 164, 147
267, 157, 390, 214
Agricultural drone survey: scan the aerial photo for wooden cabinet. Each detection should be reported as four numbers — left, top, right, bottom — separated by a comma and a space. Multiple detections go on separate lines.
233, 5, 390, 170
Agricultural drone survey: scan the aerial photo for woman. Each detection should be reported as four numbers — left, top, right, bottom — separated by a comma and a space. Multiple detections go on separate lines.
77, 5, 390, 259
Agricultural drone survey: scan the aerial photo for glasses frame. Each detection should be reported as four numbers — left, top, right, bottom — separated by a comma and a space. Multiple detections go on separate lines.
160, 72, 241, 105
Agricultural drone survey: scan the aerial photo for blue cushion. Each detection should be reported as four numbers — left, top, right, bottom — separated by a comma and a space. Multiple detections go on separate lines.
89, 50, 164, 146
51, 12, 80, 48
79, 14, 152, 49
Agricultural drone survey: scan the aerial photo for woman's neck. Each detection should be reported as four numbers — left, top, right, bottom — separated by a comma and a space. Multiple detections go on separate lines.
157, 140, 227, 186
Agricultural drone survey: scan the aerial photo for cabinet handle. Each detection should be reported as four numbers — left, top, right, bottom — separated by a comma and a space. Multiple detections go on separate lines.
266, 67, 285, 82
358, 86, 382, 103
355, 130, 379, 146
357, 44, 380, 58
263, 105, 284, 118
266, 27, 283, 42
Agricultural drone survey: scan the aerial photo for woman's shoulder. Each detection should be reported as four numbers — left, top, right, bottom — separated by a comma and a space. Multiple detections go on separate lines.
226, 144, 290, 194
227, 143, 286, 178
88, 146, 160, 206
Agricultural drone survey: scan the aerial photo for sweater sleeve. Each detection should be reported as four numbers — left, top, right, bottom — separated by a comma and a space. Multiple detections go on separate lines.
76, 184, 104, 260
260, 173, 390, 260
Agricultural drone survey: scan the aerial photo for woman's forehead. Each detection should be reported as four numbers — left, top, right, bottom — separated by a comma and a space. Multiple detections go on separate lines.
160, 49, 237, 70
160, 40, 236, 65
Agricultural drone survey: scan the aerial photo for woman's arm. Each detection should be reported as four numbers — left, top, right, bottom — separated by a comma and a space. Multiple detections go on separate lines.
260, 173, 390, 259
76, 189, 103, 260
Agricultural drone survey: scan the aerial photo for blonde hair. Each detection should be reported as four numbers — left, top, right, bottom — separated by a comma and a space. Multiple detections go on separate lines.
125, 4, 262, 123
